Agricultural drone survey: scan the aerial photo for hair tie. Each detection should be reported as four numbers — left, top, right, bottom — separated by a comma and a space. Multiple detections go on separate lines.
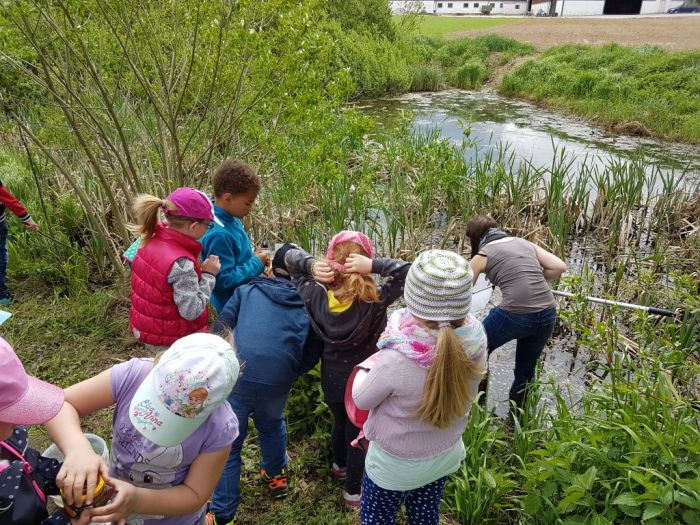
161, 199, 168, 208
438, 321, 451, 328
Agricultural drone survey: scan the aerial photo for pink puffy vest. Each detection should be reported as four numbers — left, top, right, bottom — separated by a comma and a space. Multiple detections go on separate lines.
129, 224, 209, 347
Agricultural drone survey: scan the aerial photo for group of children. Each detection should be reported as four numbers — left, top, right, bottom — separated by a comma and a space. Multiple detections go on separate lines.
0, 157, 565, 525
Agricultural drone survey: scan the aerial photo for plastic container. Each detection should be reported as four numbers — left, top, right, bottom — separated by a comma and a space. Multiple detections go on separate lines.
42, 434, 110, 512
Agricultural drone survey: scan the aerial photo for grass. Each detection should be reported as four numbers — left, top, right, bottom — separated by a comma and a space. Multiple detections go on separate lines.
499, 43, 700, 143
395, 15, 522, 37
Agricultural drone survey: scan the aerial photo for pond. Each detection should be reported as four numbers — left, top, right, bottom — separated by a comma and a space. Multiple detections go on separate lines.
358, 89, 700, 416
357, 89, 700, 182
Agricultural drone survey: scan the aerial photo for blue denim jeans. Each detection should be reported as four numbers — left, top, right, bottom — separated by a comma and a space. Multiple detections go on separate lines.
210, 392, 289, 521
482, 306, 557, 403
0, 221, 9, 300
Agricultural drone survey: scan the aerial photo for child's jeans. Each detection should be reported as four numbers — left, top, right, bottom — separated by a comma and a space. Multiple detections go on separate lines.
328, 401, 365, 495
482, 306, 557, 405
0, 221, 9, 299
210, 392, 289, 521
360, 474, 447, 525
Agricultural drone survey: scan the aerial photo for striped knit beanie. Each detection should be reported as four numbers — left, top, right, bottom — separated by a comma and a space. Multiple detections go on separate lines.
404, 249, 473, 322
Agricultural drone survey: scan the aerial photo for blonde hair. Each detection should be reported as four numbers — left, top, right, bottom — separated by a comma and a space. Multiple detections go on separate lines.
328, 241, 380, 304
128, 194, 197, 244
416, 319, 486, 429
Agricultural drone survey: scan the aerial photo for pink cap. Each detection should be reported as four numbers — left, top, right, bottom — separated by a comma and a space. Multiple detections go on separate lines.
0, 338, 64, 425
326, 231, 373, 272
165, 188, 224, 227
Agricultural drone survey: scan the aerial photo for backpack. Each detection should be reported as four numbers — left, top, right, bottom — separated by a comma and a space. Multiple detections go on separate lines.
0, 427, 62, 525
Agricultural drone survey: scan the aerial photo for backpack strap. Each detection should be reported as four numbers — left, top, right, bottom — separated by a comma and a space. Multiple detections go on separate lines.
0, 441, 47, 505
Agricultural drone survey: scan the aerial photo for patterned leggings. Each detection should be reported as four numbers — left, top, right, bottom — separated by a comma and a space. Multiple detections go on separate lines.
360, 474, 448, 525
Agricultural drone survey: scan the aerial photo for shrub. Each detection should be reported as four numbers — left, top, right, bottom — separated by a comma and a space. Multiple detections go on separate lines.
410, 64, 445, 91
453, 60, 490, 89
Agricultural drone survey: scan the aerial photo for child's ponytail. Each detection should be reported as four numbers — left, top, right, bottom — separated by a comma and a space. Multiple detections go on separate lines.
416, 321, 485, 429
328, 240, 380, 304
129, 194, 174, 244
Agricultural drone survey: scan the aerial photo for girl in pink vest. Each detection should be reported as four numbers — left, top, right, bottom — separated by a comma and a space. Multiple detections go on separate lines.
129, 187, 222, 350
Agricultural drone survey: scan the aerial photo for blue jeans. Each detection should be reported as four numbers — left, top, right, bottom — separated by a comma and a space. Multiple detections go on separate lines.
482, 306, 557, 403
0, 221, 8, 299
210, 392, 289, 521
360, 474, 447, 525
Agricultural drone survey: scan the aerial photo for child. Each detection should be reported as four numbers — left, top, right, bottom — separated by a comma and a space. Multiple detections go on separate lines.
46, 333, 240, 525
0, 337, 70, 525
352, 250, 488, 525
130, 187, 222, 350
201, 159, 269, 313
0, 179, 39, 306
285, 232, 410, 507
206, 243, 322, 525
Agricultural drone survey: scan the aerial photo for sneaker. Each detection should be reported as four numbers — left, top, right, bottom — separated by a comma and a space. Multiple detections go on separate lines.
260, 468, 289, 499
343, 490, 361, 509
205, 513, 238, 525
331, 463, 347, 482
0, 298, 10, 307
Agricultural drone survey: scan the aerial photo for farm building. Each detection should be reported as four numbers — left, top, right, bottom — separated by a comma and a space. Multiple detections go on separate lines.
390, 0, 685, 15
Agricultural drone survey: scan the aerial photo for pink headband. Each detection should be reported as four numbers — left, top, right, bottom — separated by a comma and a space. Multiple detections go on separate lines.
326, 230, 373, 273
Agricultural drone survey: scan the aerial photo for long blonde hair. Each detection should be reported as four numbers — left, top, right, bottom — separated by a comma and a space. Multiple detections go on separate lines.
328, 241, 380, 304
128, 194, 194, 244
416, 319, 486, 429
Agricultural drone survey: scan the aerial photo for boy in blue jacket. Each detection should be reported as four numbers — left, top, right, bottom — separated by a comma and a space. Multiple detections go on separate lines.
201, 159, 269, 313
206, 243, 321, 525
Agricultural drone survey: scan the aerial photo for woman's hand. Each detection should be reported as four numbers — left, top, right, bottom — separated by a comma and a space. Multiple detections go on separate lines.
312, 260, 335, 283
201, 254, 221, 275
56, 449, 110, 507
344, 254, 372, 275
87, 478, 139, 524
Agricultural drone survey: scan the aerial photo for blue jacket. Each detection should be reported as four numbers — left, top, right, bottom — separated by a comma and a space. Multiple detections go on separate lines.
214, 277, 322, 397
200, 204, 264, 313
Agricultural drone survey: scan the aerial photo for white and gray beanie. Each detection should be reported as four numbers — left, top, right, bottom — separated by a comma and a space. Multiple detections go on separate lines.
404, 249, 473, 322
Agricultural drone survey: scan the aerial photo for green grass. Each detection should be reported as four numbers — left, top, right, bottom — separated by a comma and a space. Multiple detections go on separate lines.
500, 43, 700, 143
395, 14, 522, 37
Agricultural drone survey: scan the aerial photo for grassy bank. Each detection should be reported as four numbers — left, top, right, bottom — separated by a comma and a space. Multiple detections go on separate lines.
394, 14, 522, 37
499, 44, 700, 143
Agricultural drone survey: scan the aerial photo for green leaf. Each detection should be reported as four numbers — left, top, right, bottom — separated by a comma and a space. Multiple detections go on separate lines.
557, 490, 584, 514
523, 493, 542, 515
482, 469, 497, 489
613, 493, 640, 507
642, 503, 665, 521
592, 516, 613, 525
683, 510, 700, 525
619, 504, 643, 518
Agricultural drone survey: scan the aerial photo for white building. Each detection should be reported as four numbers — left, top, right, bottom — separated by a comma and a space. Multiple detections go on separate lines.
391, 0, 527, 15
530, 0, 684, 15
390, 0, 685, 15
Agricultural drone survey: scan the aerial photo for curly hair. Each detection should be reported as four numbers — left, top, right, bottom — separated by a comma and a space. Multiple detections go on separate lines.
212, 159, 261, 197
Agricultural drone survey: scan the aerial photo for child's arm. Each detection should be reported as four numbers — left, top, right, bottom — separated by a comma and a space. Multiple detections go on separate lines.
87, 446, 231, 523
352, 352, 394, 410
213, 287, 242, 332
373, 258, 411, 305
45, 370, 115, 507
202, 231, 264, 293
168, 258, 216, 321
0, 181, 38, 231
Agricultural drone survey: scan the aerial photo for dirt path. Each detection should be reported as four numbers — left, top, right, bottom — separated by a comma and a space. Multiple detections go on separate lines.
451, 16, 700, 50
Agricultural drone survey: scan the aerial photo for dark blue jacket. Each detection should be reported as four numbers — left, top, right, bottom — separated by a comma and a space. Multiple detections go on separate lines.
214, 277, 321, 397
201, 204, 264, 313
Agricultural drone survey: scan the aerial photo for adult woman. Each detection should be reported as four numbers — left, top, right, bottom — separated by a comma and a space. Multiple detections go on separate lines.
466, 215, 567, 408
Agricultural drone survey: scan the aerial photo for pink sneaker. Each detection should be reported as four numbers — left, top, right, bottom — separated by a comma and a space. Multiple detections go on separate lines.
343, 490, 361, 509
331, 463, 347, 481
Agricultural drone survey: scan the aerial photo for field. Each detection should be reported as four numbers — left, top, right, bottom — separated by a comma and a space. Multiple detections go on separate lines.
395, 14, 522, 36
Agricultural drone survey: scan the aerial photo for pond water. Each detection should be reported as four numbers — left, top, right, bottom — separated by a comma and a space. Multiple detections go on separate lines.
358, 90, 700, 417
357, 90, 700, 181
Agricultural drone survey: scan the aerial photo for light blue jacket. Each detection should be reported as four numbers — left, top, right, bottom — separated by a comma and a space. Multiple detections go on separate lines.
200, 204, 264, 313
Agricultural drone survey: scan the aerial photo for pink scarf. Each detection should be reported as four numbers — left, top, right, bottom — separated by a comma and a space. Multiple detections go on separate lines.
377, 309, 487, 369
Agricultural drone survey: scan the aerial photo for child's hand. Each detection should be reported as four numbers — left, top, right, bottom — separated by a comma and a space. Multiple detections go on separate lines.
202, 255, 221, 275
312, 260, 335, 283
24, 218, 39, 231
344, 254, 373, 275
56, 449, 110, 507
88, 478, 138, 524
255, 247, 270, 267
